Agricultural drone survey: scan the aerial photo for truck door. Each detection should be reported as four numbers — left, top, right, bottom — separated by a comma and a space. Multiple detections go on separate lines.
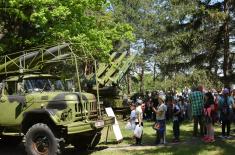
0, 81, 25, 125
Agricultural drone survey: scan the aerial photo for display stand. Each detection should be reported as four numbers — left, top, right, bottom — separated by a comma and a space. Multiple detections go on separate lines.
105, 107, 123, 143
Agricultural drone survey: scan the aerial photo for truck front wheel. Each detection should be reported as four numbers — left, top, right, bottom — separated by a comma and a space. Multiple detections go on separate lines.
25, 123, 60, 155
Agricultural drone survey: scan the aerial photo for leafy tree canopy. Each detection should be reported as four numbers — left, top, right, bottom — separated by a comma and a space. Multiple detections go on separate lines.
0, 0, 134, 60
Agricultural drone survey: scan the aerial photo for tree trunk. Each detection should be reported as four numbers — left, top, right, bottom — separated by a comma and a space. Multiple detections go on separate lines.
140, 62, 145, 94
223, 0, 231, 87
140, 41, 146, 94
126, 43, 132, 95
153, 60, 157, 81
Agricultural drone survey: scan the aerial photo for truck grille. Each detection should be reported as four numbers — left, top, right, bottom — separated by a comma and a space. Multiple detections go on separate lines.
75, 101, 98, 120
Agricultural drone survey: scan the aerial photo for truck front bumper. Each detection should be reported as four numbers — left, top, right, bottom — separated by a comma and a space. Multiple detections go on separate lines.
64, 116, 115, 135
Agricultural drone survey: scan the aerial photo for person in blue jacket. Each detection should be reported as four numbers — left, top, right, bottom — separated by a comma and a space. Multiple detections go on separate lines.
218, 88, 234, 138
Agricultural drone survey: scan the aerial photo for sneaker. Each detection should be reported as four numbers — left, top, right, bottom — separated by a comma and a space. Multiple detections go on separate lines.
204, 138, 211, 143
172, 139, 179, 143
204, 137, 215, 143
175, 139, 180, 143
219, 135, 225, 139
226, 136, 231, 139
202, 136, 209, 141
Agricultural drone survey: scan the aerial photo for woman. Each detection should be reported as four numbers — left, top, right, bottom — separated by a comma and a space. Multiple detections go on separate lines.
152, 94, 167, 144
202, 92, 215, 142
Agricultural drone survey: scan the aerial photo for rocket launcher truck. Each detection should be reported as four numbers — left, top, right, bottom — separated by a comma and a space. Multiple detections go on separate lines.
0, 43, 114, 155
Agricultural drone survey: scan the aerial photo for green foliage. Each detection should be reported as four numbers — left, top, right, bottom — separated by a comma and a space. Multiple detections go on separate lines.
132, 69, 223, 92
0, 0, 134, 59
153, 0, 235, 85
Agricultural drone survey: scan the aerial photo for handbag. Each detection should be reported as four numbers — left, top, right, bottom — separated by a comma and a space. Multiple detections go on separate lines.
134, 125, 143, 138
153, 122, 160, 130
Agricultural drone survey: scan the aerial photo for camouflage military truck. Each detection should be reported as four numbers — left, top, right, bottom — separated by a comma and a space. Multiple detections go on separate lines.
0, 44, 114, 155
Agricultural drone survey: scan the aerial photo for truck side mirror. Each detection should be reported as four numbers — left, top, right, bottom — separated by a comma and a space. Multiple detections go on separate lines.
0, 83, 2, 97
65, 79, 75, 92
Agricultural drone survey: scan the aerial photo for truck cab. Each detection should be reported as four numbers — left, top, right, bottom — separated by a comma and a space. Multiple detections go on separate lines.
0, 73, 114, 154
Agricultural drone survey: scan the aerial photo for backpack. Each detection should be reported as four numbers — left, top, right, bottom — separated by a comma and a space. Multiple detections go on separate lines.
221, 97, 230, 116
173, 104, 183, 122
213, 96, 219, 112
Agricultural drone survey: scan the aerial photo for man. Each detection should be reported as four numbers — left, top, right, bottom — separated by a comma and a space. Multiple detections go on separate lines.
219, 88, 234, 138
189, 85, 204, 137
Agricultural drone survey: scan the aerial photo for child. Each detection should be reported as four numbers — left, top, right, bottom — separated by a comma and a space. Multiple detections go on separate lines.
172, 99, 181, 142
130, 103, 136, 130
135, 99, 143, 145
202, 92, 215, 142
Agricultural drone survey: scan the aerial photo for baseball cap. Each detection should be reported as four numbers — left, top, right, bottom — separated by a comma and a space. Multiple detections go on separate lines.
223, 88, 229, 94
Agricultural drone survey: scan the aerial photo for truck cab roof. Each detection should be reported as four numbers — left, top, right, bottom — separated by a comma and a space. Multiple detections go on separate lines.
5, 74, 60, 82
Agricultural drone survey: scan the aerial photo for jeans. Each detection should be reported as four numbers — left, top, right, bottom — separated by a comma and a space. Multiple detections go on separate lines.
155, 120, 165, 144
222, 119, 231, 136
193, 115, 204, 136
173, 120, 180, 140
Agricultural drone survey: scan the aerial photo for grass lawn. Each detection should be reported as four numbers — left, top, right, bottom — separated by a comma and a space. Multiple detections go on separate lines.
65, 117, 235, 155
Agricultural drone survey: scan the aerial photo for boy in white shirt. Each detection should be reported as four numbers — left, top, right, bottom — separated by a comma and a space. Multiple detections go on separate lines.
135, 99, 143, 145
130, 103, 136, 130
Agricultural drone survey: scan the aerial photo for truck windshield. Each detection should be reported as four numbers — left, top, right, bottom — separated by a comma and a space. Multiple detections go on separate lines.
24, 78, 64, 92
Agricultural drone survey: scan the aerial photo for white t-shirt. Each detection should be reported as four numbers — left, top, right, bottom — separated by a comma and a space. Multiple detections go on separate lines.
156, 103, 167, 120
135, 105, 143, 123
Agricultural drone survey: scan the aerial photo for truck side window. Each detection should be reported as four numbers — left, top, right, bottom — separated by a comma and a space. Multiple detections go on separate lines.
6, 81, 17, 95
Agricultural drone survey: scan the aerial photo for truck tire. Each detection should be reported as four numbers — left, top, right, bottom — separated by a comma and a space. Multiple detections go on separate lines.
25, 123, 60, 155
72, 132, 101, 150
0, 136, 22, 146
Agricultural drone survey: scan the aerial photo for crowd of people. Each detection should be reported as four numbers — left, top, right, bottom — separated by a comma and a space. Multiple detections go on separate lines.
127, 85, 235, 145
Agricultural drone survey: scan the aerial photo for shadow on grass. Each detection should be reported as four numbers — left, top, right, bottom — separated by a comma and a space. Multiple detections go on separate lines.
99, 137, 133, 145
0, 143, 26, 155
0, 141, 108, 155
122, 138, 235, 155
141, 120, 194, 145
62, 146, 109, 155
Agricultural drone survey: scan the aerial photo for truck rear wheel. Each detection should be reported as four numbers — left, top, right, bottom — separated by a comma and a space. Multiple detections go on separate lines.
25, 123, 61, 155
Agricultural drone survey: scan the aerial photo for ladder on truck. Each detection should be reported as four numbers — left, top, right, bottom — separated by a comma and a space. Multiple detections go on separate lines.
0, 43, 72, 77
